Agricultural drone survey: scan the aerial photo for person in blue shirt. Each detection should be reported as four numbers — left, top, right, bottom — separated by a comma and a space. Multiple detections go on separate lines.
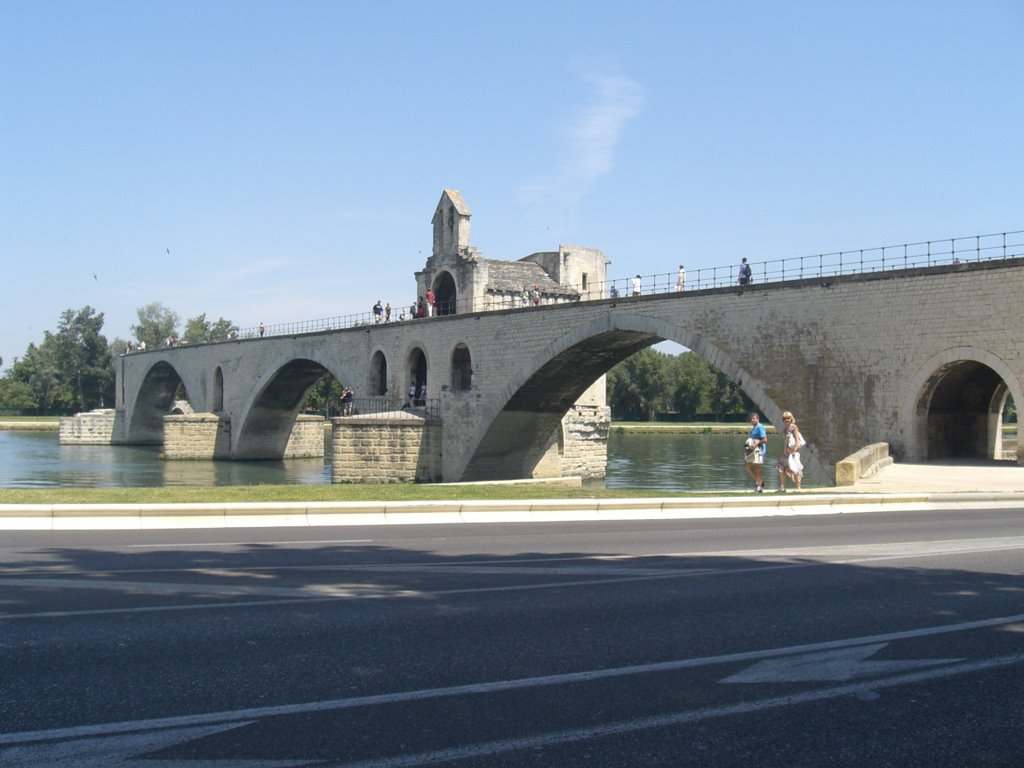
744, 412, 768, 492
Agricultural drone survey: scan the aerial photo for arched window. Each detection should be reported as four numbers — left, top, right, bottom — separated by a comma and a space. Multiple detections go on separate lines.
371, 351, 388, 396
213, 367, 224, 411
407, 348, 428, 406
451, 344, 472, 391
434, 271, 458, 316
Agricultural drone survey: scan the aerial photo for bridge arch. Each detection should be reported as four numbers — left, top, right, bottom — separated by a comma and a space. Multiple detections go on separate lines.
458, 313, 799, 481
902, 347, 1024, 462
234, 357, 350, 459
126, 359, 195, 444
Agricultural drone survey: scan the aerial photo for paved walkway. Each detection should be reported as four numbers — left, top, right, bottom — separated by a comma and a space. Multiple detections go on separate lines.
834, 460, 1024, 494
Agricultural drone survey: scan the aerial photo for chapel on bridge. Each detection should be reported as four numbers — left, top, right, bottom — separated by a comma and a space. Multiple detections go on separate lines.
415, 189, 609, 315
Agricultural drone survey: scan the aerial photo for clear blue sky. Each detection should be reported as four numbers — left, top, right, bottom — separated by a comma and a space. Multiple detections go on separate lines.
2, 1, 1021, 366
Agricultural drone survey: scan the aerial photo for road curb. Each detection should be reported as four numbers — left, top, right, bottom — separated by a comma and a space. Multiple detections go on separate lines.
2, 492, 1022, 531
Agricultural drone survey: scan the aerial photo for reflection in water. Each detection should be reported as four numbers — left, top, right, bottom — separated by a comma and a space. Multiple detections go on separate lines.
0, 428, 777, 491
0, 430, 330, 488
606, 431, 782, 492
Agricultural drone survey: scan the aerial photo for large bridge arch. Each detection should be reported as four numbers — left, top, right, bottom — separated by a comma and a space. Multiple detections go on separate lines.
234, 357, 354, 459
125, 359, 199, 444
458, 312, 802, 481
902, 347, 1024, 462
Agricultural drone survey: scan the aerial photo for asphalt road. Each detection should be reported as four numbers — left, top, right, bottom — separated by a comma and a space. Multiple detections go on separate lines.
1, 506, 1022, 767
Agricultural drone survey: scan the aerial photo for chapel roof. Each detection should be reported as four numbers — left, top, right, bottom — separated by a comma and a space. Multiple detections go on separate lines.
432, 189, 471, 223
483, 258, 578, 296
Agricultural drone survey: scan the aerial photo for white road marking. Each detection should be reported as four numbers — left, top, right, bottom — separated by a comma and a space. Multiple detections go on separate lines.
314, 654, 1024, 768
2, 612, 1022, 750
721, 642, 962, 683
0, 722, 276, 768
6, 654, 1021, 767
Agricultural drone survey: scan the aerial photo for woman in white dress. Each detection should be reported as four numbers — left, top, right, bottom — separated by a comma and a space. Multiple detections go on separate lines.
776, 411, 804, 491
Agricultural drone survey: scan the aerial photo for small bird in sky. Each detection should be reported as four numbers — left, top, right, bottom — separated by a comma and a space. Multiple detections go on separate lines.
166, 248, 170, 255
93, 273, 97, 281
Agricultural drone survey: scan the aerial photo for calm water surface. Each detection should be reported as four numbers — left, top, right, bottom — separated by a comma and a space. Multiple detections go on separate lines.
0, 429, 781, 492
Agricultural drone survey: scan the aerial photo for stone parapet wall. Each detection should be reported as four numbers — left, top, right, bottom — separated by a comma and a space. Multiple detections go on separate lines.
835, 442, 893, 486
59, 409, 116, 445
332, 414, 442, 483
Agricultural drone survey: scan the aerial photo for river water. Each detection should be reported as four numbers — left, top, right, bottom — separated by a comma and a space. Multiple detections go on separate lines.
0, 429, 782, 492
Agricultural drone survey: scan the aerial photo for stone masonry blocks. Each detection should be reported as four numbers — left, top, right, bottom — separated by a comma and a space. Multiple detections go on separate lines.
118, 259, 1024, 485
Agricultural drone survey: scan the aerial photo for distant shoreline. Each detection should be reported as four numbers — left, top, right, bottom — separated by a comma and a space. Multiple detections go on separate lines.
612, 422, 777, 435
0, 420, 59, 431
0, 419, 772, 434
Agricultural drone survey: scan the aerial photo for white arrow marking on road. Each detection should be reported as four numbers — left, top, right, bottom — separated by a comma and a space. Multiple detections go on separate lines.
0, 721, 310, 768
721, 642, 962, 684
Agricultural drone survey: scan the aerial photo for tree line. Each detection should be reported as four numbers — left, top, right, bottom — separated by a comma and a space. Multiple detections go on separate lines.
0, 303, 237, 414
605, 347, 754, 421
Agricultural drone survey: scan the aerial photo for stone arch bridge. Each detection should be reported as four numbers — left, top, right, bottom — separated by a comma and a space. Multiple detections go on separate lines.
113, 258, 1024, 486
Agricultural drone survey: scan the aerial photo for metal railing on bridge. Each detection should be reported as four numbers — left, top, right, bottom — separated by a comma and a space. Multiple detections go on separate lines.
132, 229, 1023, 345
333, 397, 441, 419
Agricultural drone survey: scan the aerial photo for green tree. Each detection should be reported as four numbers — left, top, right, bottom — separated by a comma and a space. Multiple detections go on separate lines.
303, 374, 345, 416
0, 306, 113, 413
706, 369, 753, 421
183, 313, 239, 344
4, 342, 63, 413
0, 378, 35, 411
669, 352, 717, 419
52, 306, 113, 409
132, 302, 180, 348
108, 337, 132, 356
607, 347, 756, 422
607, 347, 671, 420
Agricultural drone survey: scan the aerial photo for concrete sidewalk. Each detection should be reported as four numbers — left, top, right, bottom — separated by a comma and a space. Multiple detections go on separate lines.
833, 460, 1024, 494
2, 461, 1023, 531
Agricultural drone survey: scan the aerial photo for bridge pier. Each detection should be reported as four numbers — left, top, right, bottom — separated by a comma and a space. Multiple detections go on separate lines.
161, 413, 325, 461
59, 408, 117, 445
331, 412, 442, 483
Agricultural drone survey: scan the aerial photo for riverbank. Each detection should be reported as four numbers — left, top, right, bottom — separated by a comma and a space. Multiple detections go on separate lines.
613, 422, 777, 434
3, 462, 1024, 531
0, 419, 762, 434
0, 419, 58, 431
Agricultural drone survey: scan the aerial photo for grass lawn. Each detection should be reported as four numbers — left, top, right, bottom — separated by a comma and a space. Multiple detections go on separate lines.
0, 483, 740, 506
0, 416, 60, 430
